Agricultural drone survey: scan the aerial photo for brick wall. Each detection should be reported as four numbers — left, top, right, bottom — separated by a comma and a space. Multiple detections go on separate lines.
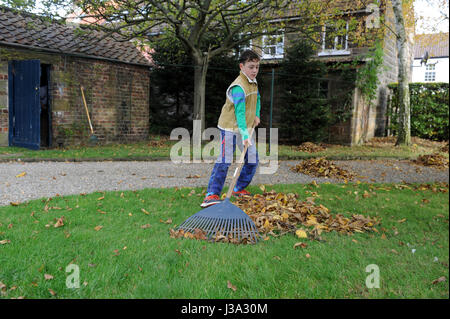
0, 62, 8, 146
0, 47, 150, 147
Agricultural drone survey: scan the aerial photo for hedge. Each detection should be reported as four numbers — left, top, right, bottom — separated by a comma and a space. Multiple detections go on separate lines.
387, 82, 449, 141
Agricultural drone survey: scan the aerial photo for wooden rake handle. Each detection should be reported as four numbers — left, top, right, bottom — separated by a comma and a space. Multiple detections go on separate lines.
80, 86, 94, 134
225, 125, 256, 199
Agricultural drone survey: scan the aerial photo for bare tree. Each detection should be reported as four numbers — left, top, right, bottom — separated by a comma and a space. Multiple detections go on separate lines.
392, 0, 414, 146
44, 0, 330, 133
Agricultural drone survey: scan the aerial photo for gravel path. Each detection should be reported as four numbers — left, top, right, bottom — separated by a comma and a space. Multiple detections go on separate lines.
0, 159, 448, 206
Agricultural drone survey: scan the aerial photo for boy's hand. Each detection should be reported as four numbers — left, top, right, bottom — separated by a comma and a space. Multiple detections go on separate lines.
253, 116, 260, 127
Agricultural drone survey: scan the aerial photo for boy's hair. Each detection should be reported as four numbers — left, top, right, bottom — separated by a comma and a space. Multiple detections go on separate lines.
239, 49, 260, 64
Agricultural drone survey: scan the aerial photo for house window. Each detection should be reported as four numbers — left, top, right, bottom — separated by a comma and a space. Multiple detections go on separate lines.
262, 33, 284, 59
318, 22, 350, 56
235, 33, 253, 57
424, 64, 436, 81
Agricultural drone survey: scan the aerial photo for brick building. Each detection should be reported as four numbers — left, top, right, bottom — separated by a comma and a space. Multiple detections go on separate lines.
249, 0, 414, 145
0, 7, 152, 149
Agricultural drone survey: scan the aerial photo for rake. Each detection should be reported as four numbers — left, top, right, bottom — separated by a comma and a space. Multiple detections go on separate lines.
176, 126, 261, 244
80, 86, 98, 145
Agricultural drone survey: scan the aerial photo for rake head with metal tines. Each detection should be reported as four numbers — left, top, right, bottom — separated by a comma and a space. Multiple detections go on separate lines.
176, 125, 260, 244
176, 198, 260, 244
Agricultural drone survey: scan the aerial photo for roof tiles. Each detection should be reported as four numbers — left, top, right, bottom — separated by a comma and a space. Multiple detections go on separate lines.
0, 6, 152, 66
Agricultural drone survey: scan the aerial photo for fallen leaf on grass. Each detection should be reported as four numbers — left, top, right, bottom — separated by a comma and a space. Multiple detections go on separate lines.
305, 253, 311, 258
160, 218, 173, 224
432, 276, 446, 285
54, 217, 64, 228
0, 239, 11, 245
16, 172, 26, 178
187, 190, 196, 196
48, 289, 56, 296
97, 196, 104, 201
10, 202, 20, 206
293, 242, 308, 249
44, 274, 53, 280
295, 229, 308, 239
227, 280, 237, 292
141, 208, 150, 215
94, 226, 103, 231
141, 224, 151, 229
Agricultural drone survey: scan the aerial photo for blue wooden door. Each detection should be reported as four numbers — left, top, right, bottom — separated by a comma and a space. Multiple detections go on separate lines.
8, 60, 41, 150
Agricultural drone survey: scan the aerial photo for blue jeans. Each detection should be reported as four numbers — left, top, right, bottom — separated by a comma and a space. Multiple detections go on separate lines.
206, 129, 259, 195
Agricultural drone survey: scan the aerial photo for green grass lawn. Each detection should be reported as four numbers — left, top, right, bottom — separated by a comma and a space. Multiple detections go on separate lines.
0, 135, 447, 161
0, 182, 448, 299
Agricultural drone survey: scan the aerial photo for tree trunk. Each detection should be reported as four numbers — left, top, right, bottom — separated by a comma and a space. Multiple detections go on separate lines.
193, 54, 209, 133
392, 0, 411, 146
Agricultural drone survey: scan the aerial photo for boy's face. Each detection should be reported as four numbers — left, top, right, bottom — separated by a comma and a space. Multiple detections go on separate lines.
240, 59, 260, 81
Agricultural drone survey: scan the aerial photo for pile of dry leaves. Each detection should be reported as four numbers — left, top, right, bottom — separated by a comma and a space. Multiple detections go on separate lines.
170, 228, 255, 245
170, 186, 379, 244
364, 136, 398, 148
295, 142, 327, 153
392, 182, 449, 193
290, 157, 357, 180
235, 188, 379, 241
414, 153, 449, 169
170, 228, 208, 241
440, 142, 449, 153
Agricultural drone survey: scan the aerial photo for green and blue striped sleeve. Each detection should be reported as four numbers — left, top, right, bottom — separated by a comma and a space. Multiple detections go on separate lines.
231, 85, 250, 141
256, 90, 261, 118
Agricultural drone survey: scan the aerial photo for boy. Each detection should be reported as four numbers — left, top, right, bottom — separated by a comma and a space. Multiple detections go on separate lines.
201, 49, 261, 208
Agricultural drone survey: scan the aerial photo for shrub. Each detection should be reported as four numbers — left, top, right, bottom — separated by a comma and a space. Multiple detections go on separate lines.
278, 41, 332, 144
388, 82, 449, 141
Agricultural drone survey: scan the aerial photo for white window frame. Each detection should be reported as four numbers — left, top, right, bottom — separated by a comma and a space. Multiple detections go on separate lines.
261, 32, 285, 59
318, 21, 350, 56
424, 71, 436, 81
424, 63, 437, 81
235, 33, 253, 56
